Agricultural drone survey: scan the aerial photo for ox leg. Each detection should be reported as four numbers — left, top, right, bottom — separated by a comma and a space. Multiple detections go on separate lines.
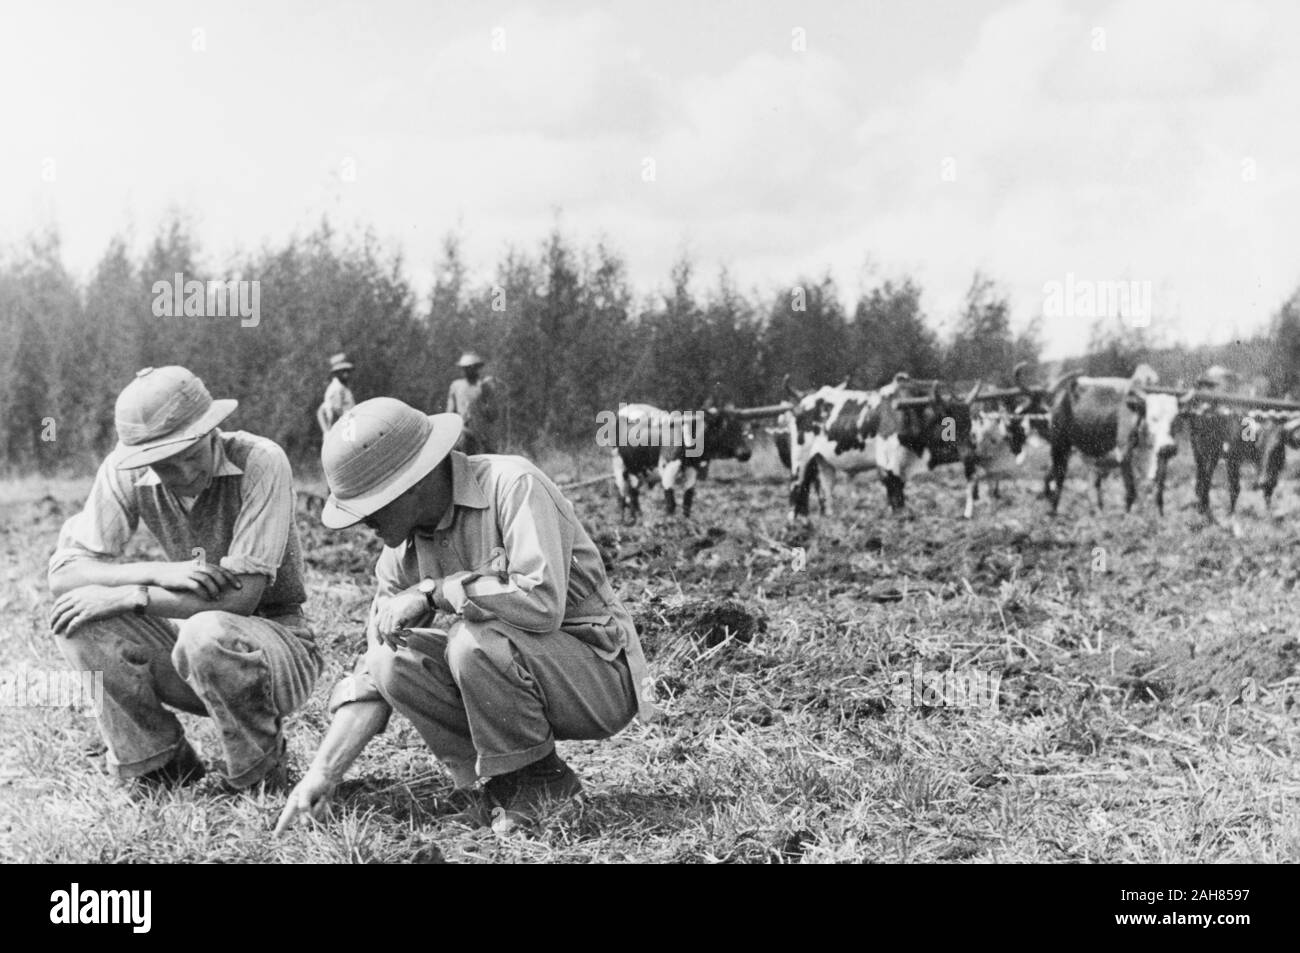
661, 457, 682, 518
816, 460, 834, 516
789, 460, 812, 521
1226, 455, 1242, 514
681, 465, 698, 519
1121, 460, 1137, 512
1260, 457, 1279, 509
882, 473, 906, 513
1261, 444, 1284, 509
788, 479, 807, 521
1192, 441, 1220, 517
1048, 446, 1070, 515
1093, 469, 1105, 510
613, 454, 639, 525
963, 457, 979, 520
1153, 455, 1168, 516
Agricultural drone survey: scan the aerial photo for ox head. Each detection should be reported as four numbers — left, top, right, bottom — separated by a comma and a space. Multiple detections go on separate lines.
963, 375, 1045, 460
697, 401, 754, 463
892, 381, 973, 463
1130, 385, 1196, 481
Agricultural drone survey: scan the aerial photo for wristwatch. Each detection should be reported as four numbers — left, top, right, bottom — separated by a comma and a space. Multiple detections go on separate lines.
132, 585, 150, 616
417, 577, 440, 611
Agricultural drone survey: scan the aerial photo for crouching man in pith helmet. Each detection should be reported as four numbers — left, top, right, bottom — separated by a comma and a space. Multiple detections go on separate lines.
276, 397, 656, 833
48, 366, 322, 792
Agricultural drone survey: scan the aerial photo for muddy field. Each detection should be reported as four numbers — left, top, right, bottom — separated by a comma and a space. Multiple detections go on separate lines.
2, 447, 1299, 863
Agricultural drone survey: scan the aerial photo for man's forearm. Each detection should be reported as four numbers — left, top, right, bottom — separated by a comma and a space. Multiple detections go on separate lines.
49, 561, 171, 597
51, 569, 265, 619
142, 584, 261, 619
309, 700, 390, 782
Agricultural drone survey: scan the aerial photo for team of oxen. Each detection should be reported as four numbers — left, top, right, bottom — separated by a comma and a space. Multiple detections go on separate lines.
609, 366, 1300, 523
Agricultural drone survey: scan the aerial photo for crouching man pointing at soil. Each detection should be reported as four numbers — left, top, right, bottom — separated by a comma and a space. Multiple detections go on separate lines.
277, 398, 655, 834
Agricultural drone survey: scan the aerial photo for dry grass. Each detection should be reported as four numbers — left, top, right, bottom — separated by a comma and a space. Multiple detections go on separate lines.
2, 448, 1298, 863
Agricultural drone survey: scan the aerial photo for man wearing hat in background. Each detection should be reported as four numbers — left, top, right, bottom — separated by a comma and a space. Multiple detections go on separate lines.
446, 351, 500, 452
275, 397, 655, 834
48, 366, 322, 791
317, 352, 356, 436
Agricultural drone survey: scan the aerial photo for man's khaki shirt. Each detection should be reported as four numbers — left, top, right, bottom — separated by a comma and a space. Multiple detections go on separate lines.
333, 451, 656, 722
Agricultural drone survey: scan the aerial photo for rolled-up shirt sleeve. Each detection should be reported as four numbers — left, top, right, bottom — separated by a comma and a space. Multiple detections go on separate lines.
48, 457, 139, 576
220, 442, 293, 581
442, 474, 567, 633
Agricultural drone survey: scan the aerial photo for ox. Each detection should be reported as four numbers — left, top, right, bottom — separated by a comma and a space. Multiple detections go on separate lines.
1188, 408, 1296, 516
1012, 365, 1151, 514
963, 387, 1052, 518
784, 374, 975, 520
1138, 392, 1186, 515
610, 402, 755, 522
770, 411, 793, 471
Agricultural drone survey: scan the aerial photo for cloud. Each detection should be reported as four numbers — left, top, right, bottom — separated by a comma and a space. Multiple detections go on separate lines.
422, 8, 671, 140
821, 0, 1300, 356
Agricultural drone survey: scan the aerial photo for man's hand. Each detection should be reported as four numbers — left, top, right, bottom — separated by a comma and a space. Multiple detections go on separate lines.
152, 561, 243, 600
50, 586, 133, 636
274, 768, 336, 835
375, 590, 430, 649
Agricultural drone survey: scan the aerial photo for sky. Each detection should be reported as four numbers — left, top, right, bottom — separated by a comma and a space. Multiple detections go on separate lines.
2, 0, 1297, 359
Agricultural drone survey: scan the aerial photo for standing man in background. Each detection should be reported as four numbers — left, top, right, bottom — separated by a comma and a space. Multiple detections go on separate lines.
446, 351, 500, 452
317, 352, 356, 436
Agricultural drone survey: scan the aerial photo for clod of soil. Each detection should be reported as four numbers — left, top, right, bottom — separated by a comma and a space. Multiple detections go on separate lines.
633, 595, 768, 652
1154, 629, 1300, 702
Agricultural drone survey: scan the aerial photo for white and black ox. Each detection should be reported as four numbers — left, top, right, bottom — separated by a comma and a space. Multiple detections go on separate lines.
611, 402, 760, 522
783, 374, 976, 520
962, 382, 1053, 518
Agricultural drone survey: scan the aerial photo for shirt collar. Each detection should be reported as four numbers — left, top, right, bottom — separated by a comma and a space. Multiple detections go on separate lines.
425, 451, 488, 532
134, 431, 242, 487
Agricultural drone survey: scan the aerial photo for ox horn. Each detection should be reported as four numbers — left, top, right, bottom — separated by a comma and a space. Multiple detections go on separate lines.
782, 374, 807, 401
1012, 361, 1028, 390
965, 381, 982, 404
1049, 370, 1083, 398
1013, 361, 1046, 395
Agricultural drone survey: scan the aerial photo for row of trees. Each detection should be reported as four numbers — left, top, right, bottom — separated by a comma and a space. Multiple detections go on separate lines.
0, 219, 1047, 472
9, 216, 1294, 472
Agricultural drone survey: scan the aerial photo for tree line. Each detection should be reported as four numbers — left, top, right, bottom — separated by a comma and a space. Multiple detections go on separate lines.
2, 216, 1294, 474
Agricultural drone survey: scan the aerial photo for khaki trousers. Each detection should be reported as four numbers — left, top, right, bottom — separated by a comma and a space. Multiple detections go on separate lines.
366, 619, 637, 787
54, 610, 321, 787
